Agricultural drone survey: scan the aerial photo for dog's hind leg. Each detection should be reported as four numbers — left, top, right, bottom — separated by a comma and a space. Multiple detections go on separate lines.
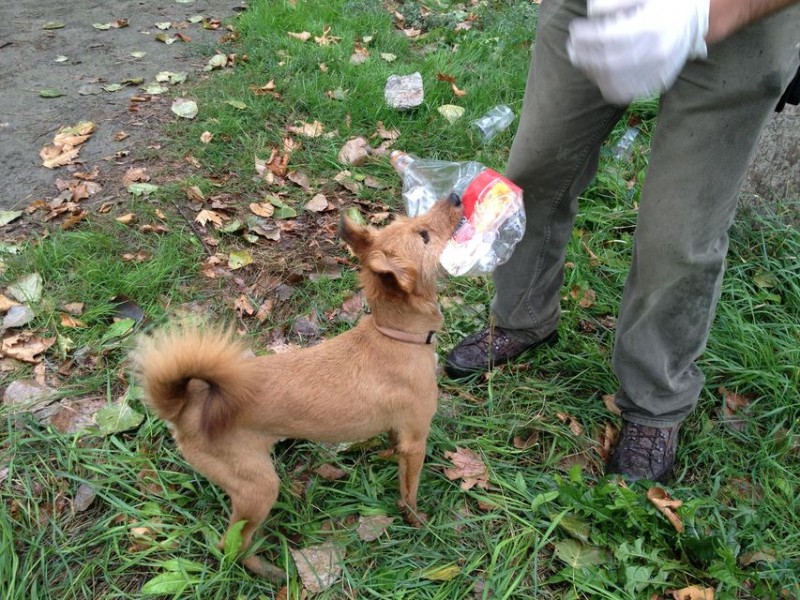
181, 435, 284, 580
392, 426, 430, 527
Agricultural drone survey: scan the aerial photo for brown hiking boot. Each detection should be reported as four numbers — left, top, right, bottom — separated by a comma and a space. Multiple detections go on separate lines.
443, 326, 557, 379
606, 420, 680, 483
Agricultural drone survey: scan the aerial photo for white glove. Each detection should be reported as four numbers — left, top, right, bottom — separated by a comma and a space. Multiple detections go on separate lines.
567, 0, 710, 105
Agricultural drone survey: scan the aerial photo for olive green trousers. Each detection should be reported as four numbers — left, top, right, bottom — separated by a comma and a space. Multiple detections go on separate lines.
492, 0, 800, 426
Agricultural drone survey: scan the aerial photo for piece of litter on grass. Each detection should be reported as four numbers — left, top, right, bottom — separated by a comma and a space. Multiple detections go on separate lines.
54, 55, 69, 63
39, 88, 65, 98
171, 98, 198, 119
131, 51, 147, 58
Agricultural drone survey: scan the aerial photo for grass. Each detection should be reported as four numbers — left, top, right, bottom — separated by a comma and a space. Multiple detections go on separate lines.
2, 0, 799, 598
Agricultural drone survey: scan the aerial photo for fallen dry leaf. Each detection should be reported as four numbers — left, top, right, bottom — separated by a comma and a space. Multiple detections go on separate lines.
249, 202, 274, 218
668, 585, 714, 600
305, 194, 329, 212
603, 394, 622, 416
595, 422, 619, 462
356, 515, 394, 542
40, 122, 96, 169
200, 131, 214, 144
0, 294, 19, 313
338, 137, 370, 166
513, 430, 540, 450
315, 463, 347, 481
287, 31, 311, 42
647, 487, 684, 533
195, 209, 226, 228
1, 333, 56, 363
287, 120, 324, 138
443, 447, 489, 491
290, 542, 345, 593
184, 185, 205, 203
60, 313, 86, 328
436, 72, 468, 97
122, 167, 150, 187
116, 213, 136, 225
287, 170, 312, 191
314, 25, 341, 46
570, 285, 596, 309
556, 411, 584, 436
62, 302, 84, 315
233, 294, 256, 317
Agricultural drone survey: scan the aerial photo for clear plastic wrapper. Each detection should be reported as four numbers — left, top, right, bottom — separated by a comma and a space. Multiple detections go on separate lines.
391, 151, 526, 276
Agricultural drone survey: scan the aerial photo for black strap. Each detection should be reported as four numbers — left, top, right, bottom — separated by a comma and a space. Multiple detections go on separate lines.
776, 60, 800, 113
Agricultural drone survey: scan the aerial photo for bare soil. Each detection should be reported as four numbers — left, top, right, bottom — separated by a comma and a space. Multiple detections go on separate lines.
0, 0, 239, 210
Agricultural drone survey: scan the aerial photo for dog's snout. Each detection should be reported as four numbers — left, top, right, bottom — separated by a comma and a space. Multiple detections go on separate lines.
447, 192, 462, 207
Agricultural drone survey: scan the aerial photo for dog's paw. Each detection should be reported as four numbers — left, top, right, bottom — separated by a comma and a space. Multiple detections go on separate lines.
243, 554, 285, 582
399, 502, 428, 527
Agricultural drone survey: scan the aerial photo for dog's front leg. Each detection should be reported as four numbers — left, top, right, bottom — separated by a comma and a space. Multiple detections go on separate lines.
393, 430, 429, 527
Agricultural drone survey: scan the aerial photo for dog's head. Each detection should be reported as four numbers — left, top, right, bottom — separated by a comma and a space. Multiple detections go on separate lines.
339, 193, 463, 304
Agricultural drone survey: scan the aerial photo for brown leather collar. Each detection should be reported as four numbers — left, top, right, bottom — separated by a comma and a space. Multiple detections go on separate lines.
373, 323, 436, 345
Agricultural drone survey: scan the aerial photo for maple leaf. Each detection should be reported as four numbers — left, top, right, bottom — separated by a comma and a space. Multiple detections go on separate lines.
314, 25, 341, 46
195, 209, 226, 228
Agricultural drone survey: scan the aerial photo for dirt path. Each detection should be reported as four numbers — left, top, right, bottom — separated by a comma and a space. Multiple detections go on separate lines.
0, 0, 239, 210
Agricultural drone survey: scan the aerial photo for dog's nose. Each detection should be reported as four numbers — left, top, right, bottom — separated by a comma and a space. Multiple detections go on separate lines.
447, 192, 462, 207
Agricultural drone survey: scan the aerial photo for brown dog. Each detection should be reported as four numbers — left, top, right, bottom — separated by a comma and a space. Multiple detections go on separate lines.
134, 193, 463, 579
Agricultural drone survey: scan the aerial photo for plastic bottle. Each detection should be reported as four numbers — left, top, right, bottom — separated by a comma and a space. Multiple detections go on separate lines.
471, 104, 515, 143
390, 150, 526, 276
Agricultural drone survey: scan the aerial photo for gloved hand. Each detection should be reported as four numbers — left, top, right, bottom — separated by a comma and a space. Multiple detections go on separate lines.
567, 0, 710, 105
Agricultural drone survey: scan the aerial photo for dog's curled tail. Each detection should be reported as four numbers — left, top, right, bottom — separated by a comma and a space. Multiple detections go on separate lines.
134, 327, 260, 437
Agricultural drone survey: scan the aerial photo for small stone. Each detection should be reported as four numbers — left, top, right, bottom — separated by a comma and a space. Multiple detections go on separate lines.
384, 72, 423, 111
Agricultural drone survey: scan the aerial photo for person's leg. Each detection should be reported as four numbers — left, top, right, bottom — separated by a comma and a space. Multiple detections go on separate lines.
609, 5, 800, 481
445, 0, 625, 377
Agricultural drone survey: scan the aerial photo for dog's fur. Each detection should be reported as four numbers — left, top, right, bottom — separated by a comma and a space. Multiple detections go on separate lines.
134, 195, 463, 579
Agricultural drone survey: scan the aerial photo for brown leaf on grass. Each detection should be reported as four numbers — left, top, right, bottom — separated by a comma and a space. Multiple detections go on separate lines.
356, 515, 394, 541
116, 213, 136, 225
595, 422, 619, 461
286, 120, 324, 138
290, 542, 345, 593
255, 149, 290, 180
60, 211, 87, 230
376, 121, 401, 141
184, 185, 205, 203
569, 285, 596, 308
122, 251, 152, 262
350, 41, 369, 64
174, 32, 191, 43
603, 393, 622, 416
443, 447, 489, 491
647, 487, 684, 533
1, 333, 56, 363
233, 294, 256, 317
305, 194, 330, 213
60, 313, 86, 328
436, 72, 468, 97
122, 167, 150, 187
513, 430, 540, 450
288, 170, 312, 191
200, 131, 214, 144
139, 224, 170, 234
62, 302, 84, 315
718, 387, 751, 430
195, 209, 226, 228
338, 137, 370, 166
113, 131, 129, 141
556, 411, 584, 436
334, 291, 366, 323
667, 586, 714, 600
40, 122, 96, 168
255, 299, 274, 323
314, 25, 341, 46
315, 463, 347, 481
249, 202, 275, 218
287, 31, 311, 42
250, 80, 281, 98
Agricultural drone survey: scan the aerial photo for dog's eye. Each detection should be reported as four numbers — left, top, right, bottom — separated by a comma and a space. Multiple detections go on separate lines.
419, 230, 430, 244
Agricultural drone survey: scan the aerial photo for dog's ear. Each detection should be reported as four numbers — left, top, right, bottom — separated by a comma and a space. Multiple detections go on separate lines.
339, 213, 373, 256
366, 250, 418, 294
